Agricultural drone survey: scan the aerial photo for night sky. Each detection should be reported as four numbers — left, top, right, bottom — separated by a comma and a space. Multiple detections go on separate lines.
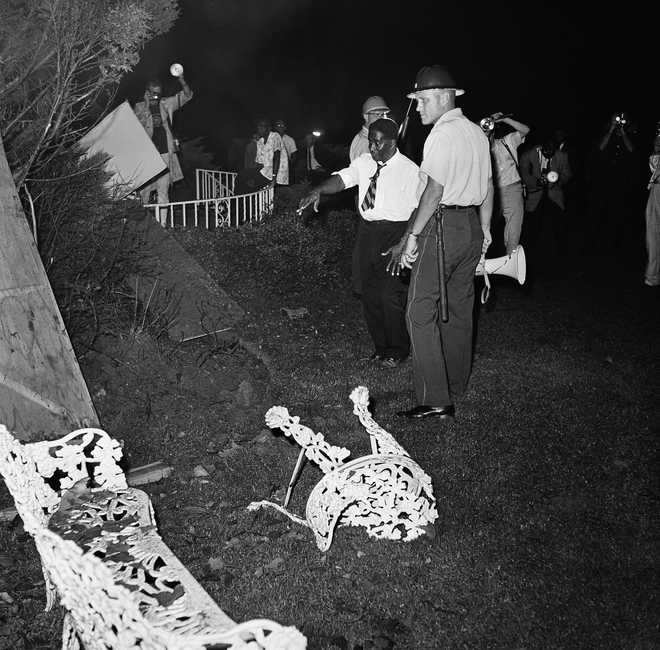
120, 0, 653, 165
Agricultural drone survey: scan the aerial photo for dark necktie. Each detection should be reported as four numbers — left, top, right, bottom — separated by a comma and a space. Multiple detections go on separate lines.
361, 162, 385, 212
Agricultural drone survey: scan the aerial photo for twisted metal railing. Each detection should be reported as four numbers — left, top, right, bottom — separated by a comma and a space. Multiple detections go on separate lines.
195, 169, 236, 200
145, 169, 273, 229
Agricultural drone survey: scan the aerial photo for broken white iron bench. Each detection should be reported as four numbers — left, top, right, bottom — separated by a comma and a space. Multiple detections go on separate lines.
248, 386, 439, 551
0, 424, 306, 649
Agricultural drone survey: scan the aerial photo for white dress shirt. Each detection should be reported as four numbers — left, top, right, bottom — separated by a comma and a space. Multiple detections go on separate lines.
335, 150, 425, 222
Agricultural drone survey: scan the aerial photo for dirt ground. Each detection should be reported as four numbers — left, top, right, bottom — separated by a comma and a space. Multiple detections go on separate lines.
1, 193, 659, 649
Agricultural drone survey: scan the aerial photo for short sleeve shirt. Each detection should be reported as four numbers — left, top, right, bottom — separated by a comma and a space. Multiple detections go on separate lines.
491, 130, 524, 187
349, 126, 370, 162
335, 151, 425, 221
421, 108, 491, 206
282, 134, 297, 158
256, 131, 288, 184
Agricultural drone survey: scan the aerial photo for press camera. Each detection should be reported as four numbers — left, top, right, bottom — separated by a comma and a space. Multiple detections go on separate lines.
537, 170, 558, 187
614, 113, 628, 128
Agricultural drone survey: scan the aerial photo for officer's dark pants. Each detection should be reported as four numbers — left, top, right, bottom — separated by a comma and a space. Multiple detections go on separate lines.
358, 219, 410, 360
406, 207, 483, 406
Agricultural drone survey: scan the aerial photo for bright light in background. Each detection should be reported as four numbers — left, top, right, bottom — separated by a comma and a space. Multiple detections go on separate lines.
312, 130, 322, 137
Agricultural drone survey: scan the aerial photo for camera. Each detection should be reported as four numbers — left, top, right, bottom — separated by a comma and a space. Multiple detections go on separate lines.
479, 116, 496, 133
537, 170, 558, 187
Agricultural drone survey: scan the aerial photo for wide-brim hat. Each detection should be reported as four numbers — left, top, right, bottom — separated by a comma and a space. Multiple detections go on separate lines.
406, 65, 465, 98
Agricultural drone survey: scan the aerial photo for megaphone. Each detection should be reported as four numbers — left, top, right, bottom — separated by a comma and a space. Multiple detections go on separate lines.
475, 245, 526, 303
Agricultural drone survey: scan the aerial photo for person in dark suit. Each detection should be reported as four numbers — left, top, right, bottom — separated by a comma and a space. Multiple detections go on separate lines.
520, 138, 572, 270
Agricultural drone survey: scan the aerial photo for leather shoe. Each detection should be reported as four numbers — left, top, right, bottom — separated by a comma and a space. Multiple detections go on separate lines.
396, 404, 455, 419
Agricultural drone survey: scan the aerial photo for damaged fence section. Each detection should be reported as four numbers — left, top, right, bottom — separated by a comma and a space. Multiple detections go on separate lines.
145, 169, 274, 229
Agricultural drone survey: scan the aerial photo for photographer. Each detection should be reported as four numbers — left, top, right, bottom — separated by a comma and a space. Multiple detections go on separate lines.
520, 138, 571, 275
133, 68, 193, 226
599, 113, 634, 155
586, 113, 641, 259
484, 113, 530, 255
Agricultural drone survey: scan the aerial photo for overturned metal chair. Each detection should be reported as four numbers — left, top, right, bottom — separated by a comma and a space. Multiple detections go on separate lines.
248, 386, 439, 551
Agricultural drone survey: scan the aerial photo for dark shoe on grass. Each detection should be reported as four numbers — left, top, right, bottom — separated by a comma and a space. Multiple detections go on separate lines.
380, 356, 409, 369
396, 404, 455, 419
360, 352, 382, 362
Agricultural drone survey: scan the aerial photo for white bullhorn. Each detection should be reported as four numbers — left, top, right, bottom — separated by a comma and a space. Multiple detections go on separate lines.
475, 245, 526, 303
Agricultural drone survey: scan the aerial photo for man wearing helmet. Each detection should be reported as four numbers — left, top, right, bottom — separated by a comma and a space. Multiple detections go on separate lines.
349, 96, 392, 296
386, 65, 494, 420
350, 96, 392, 162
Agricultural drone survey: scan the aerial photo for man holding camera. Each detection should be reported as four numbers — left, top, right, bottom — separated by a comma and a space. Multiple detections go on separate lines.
484, 113, 530, 255
520, 138, 571, 270
586, 113, 639, 257
133, 70, 193, 226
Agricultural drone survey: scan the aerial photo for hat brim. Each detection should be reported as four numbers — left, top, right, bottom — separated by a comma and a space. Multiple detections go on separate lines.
365, 106, 391, 113
407, 88, 465, 98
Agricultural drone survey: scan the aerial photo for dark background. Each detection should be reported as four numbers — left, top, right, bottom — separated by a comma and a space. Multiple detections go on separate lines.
118, 0, 654, 167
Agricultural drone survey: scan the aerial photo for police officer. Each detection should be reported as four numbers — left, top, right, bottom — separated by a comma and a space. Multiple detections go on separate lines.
386, 65, 494, 420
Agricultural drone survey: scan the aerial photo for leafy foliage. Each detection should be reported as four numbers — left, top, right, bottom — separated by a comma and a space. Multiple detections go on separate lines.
0, 0, 179, 187
0, 0, 181, 353
29, 150, 152, 354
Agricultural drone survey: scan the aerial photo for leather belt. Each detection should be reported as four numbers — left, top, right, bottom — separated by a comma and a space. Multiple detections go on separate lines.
439, 204, 477, 211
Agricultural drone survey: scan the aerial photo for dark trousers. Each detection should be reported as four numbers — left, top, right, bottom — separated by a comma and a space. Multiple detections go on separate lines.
522, 195, 565, 279
406, 208, 483, 406
351, 195, 362, 295
358, 219, 410, 360
234, 168, 269, 195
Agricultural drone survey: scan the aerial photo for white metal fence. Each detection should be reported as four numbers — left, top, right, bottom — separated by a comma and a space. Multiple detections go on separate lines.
195, 169, 236, 200
145, 169, 273, 229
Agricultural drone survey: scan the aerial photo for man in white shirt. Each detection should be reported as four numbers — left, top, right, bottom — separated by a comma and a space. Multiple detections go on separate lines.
275, 120, 297, 184
298, 119, 424, 367
235, 118, 287, 193
349, 96, 392, 296
486, 113, 530, 254
387, 65, 493, 420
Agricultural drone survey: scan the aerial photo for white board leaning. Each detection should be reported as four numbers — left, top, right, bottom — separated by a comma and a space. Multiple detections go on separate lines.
78, 101, 166, 198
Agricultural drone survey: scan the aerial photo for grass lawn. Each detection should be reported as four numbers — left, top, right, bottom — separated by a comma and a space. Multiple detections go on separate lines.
1, 187, 658, 649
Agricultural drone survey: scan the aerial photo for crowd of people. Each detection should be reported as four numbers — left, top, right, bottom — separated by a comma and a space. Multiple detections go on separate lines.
292, 67, 659, 421
133, 64, 659, 421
